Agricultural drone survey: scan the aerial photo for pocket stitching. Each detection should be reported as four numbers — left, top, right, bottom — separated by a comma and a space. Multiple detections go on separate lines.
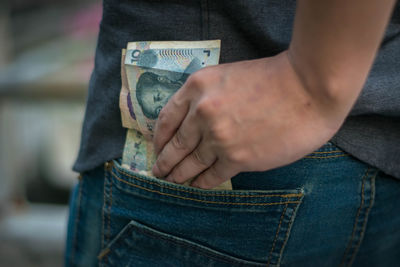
276, 201, 300, 266
101, 168, 114, 252
111, 171, 301, 206
267, 203, 288, 266
340, 167, 369, 266
348, 171, 376, 265
113, 164, 303, 198
309, 150, 344, 154
103, 220, 265, 266
137, 225, 263, 265
340, 167, 377, 266
305, 154, 350, 159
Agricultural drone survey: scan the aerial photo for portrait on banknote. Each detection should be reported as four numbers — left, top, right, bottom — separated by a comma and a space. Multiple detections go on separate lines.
135, 71, 186, 120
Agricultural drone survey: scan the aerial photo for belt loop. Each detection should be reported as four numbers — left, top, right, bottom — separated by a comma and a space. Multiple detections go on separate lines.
104, 161, 114, 172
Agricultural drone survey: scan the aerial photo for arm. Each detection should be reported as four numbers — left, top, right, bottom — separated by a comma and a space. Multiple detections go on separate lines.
289, 0, 396, 122
151, 0, 396, 189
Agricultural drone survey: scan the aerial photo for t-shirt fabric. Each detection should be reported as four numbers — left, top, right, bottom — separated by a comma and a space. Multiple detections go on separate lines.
73, 0, 400, 179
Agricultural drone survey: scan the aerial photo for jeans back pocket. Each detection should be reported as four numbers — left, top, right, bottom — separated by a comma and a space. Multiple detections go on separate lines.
99, 160, 304, 266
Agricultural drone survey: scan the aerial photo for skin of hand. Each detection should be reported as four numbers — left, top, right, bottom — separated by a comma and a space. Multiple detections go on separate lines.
152, 0, 396, 189
151, 51, 343, 189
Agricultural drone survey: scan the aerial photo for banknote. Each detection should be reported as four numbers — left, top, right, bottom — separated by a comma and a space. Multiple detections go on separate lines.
120, 40, 232, 190
120, 49, 141, 131
121, 128, 156, 176
121, 40, 221, 138
125, 40, 221, 71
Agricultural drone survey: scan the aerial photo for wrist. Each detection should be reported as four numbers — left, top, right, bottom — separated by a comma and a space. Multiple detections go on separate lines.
285, 48, 361, 126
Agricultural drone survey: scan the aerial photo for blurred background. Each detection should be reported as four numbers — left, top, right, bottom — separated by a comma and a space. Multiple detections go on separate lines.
0, 0, 101, 266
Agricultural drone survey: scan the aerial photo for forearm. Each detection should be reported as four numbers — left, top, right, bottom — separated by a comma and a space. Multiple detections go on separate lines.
289, 0, 396, 120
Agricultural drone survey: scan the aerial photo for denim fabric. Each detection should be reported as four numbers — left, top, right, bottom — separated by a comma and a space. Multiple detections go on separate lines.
65, 142, 400, 266
65, 169, 105, 267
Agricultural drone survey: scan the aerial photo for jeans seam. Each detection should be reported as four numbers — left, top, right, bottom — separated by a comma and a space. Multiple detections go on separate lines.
70, 177, 83, 265
267, 203, 288, 266
348, 171, 376, 266
340, 168, 368, 266
100, 170, 113, 266
124, 223, 264, 266
111, 171, 300, 206
114, 166, 302, 198
309, 150, 344, 154
277, 202, 299, 267
340, 168, 376, 266
304, 155, 350, 159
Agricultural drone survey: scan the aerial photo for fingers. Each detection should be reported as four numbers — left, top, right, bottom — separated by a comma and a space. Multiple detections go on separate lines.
190, 160, 238, 189
164, 139, 216, 184
152, 110, 201, 178
153, 86, 190, 155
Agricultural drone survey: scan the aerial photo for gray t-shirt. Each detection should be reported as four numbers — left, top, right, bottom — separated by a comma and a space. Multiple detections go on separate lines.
73, 0, 400, 179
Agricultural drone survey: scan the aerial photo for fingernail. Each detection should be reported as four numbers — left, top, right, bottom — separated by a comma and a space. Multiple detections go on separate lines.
152, 164, 160, 177
190, 182, 199, 188
165, 175, 173, 182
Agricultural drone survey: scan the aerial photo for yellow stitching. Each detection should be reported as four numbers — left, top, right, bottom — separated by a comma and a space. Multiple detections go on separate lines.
111, 172, 300, 206
97, 248, 110, 260
277, 201, 298, 265
114, 166, 302, 198
309, 150, 345, 154
348, 171, 377, 265
267, 203, 288, 266
340, 167, 369, 266
343, 168, 367, 264
305, 154, 350, 159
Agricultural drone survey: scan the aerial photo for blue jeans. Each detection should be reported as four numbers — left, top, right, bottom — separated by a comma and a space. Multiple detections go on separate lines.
65, 143, 400, 266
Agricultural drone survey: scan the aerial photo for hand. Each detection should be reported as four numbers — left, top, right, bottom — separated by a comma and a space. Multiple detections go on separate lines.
152, 51, 347, 189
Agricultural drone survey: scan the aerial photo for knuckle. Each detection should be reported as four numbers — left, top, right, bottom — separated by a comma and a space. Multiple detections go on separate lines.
208, 166, 221, 181
195, 98, 216, 118
186, 70, 217, 95
156, 157, 170, 175
169, 95, 184, 109
187, 71, 205, 88
187, 66, 221, 91
225, 149, 248, 165
192, 148, 209, 167
210, 123, 232, 144
171, 130, 187, 150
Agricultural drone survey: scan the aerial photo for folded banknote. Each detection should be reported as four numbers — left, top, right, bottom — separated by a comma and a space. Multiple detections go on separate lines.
120, 40, 232, 190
